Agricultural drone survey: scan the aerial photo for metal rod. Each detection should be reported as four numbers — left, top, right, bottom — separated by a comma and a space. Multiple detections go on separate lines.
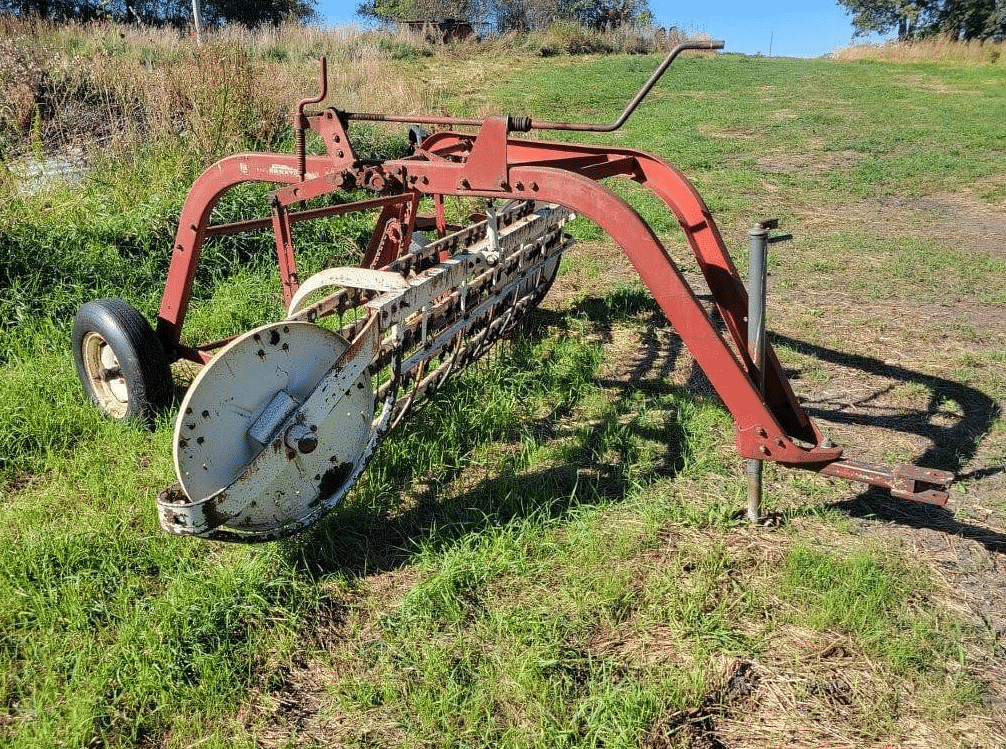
530, 40, 725, 132
747, 223, 768, 389
745, 459, 763, 523
342, 40, 724, 134
746, 221, 770, 523
191, 0, 203, 45
203, 194, 412, 237
295, 58, 328, 181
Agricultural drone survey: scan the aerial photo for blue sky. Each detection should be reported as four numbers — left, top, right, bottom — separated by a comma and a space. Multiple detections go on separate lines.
312, 1, 880, 58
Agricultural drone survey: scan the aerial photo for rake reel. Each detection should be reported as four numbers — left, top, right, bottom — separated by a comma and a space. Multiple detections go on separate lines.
72, 41, 953, 542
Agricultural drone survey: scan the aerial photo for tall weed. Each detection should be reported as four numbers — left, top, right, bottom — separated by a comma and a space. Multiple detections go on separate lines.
0, 16, 698, 164
836, 36, 1006, 65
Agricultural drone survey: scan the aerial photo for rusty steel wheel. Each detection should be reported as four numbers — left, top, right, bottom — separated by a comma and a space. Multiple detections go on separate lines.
73, 298, 173, 424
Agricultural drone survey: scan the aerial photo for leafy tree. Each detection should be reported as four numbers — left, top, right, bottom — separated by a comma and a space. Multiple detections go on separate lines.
355, 0, 482, 23
570, 0, 651, 29
0, 0, 316, 25
356, 0, 651, 30
0, 0, 80, 20
987, 1, 1006, 37
837, 0, 931, 39
206, 0, 317, 26
934, 0, 1003, 38
836, 0, 1004, 40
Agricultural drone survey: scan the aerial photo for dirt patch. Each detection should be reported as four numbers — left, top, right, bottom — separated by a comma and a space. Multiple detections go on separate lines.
895, 72, 981, 96
698, 123, 759, 141
638, 648, 941, 749
727, 622, 1005, 747
248, 659, 331, 748
248, 656, 405, 749
363, 565, 422, 605
878, 192, 1006, 258
547, 239, 642, 309
245, 570, 418, 748
797, 189, 1006, 260
757, 149, 867, 177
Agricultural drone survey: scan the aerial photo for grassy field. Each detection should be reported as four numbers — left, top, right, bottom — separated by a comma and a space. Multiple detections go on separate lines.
2, 21, 1006, 748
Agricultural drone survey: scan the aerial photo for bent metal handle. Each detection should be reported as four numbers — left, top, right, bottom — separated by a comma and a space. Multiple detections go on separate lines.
342, 39, 725, 134
529, 39, 725, 132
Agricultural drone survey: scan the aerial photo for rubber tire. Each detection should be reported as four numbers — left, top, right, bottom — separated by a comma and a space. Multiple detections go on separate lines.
72, 298, 173, 424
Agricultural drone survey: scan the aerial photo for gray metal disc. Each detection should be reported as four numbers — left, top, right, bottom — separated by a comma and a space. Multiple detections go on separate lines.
173, 320, 374, 532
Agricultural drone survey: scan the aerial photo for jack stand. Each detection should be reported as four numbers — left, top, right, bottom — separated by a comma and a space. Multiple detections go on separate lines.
746, 219, 791, 522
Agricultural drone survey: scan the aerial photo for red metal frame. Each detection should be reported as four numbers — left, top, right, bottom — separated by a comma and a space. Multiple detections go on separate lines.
153, 60, 952, 505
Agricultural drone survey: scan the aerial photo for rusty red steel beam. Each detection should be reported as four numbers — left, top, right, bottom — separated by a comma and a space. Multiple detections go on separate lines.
159, 145, 824, 461
203, 193, 413, 237
414, 132, 814, 443
817, 460, 953, 507
156, 153, 344, 344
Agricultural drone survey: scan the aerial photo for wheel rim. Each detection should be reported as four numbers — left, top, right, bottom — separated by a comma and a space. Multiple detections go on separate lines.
81, 331, 129, 418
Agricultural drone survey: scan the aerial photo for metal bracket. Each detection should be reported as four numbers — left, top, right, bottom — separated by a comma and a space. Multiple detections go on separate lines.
891, 464, 954, 507
818, 459, 953, 508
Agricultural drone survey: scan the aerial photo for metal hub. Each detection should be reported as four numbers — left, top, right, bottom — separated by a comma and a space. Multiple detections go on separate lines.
80, 331, 129, 418
169, 321, 374, 536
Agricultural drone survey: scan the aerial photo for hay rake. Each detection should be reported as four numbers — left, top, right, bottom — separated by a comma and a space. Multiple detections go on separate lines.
72, 41, 953, 542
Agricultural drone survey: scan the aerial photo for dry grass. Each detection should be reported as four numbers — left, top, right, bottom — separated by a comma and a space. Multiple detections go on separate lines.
0, 19, 453, 160
0, 18, 314, 159
836, 36, 1005, 65
0, 15, 692, 163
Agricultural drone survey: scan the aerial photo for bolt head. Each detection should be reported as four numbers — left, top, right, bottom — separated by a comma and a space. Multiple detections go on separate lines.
285, 424, 318, 455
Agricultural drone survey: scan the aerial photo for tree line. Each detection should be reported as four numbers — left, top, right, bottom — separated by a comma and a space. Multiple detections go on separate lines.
839, 0, 1005, 41
0, 0, 651, 30
9, 0, 998, 43
354, 0, 653, 32
0, 0, 316, 26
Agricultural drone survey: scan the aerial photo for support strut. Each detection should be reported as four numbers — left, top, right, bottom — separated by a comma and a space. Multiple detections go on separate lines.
746, 221, 769, 523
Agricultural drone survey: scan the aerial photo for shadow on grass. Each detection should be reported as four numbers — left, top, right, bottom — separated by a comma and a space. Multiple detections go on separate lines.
285, 399, 689, 578
571, 287, 1006, 552
283, 301, 692, 579
834, 487, 1006, 553
770, 332, 1006, 553
565, 287, 717, 397
285, 285, 1006, 575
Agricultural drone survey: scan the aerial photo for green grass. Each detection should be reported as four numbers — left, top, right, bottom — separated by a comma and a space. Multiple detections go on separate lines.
2, 36, 1004, 748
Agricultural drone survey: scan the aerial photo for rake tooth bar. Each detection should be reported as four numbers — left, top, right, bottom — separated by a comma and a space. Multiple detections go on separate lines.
156, 202, 573, 540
